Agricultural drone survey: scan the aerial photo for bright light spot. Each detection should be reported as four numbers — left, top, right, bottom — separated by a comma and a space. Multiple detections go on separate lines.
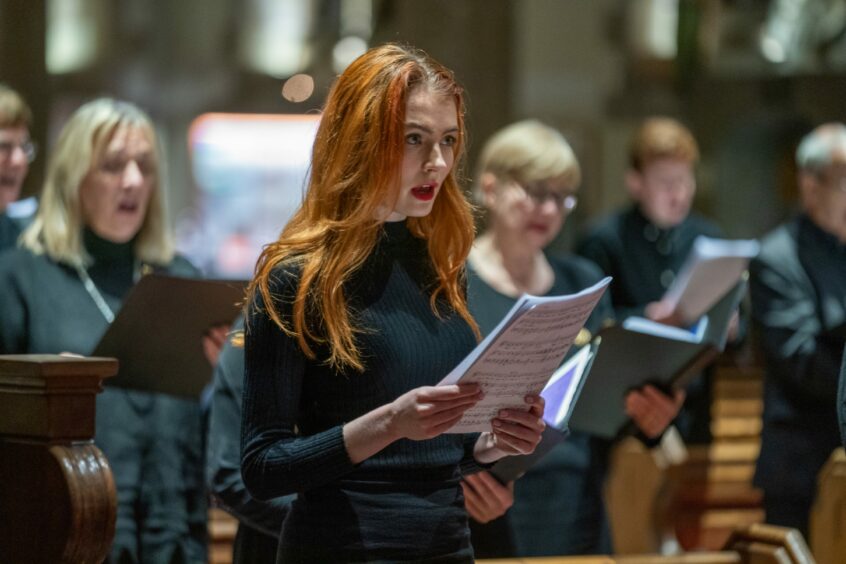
282, 74, 315, 103
46, 0, 98, 74
760, 36, 786, 63
333, 36, 368, 74
241, 0, 314, 77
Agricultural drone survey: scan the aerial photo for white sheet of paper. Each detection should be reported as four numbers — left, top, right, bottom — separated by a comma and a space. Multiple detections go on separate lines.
621, 315, 709, 344
662, 236, 759, 322
438, 276, 610, 433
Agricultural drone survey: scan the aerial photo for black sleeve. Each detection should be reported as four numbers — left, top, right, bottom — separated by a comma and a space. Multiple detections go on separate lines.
240, 268, 356, 500
750, 253, 843, 403
206, 316, 294, 538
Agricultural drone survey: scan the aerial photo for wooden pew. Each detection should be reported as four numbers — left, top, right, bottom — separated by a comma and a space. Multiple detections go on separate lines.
607, 355, 766, 553
725, 523, 815, 564
208, 507, 239, 564
809, 447, 846, 564
0, 355, 118, 564
478, 524, 814, 564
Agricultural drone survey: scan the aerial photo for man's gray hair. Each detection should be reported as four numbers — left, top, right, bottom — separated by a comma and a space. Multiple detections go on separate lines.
796, 122, 846, 173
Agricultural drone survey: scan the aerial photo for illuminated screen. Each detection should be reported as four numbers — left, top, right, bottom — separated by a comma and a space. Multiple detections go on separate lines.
177, 113, 319, 278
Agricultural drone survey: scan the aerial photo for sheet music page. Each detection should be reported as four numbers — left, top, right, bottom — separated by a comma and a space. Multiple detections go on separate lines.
439, 277, 610, 433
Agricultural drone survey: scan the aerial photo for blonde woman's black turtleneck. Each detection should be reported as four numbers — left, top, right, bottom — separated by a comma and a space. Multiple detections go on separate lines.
241, 220, 482, 563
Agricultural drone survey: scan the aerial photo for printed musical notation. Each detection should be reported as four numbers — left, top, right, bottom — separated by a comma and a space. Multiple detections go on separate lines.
438, 277, 611, 433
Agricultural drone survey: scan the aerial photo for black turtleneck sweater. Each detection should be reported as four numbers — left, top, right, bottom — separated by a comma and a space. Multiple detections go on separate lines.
241, 220, 481, 563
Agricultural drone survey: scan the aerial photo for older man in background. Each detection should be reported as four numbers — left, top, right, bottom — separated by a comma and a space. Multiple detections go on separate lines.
750, 122, 846, 537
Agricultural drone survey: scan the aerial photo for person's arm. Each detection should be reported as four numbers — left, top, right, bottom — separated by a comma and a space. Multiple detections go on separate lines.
240, 275, 359, 500
207, 323, 292, 537
750, 254, 843, 403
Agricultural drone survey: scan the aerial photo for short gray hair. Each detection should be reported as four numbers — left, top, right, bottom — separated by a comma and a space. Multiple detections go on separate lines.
795, 122, 846, 173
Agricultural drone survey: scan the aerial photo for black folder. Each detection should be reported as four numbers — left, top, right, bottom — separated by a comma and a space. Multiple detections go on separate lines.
93, 274, 246, 397
568, 278, 747, 440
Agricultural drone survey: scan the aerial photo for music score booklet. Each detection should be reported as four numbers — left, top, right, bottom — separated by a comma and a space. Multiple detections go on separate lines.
438, 277, 611, 433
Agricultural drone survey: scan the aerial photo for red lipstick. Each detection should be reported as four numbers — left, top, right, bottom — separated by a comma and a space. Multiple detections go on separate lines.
411, 182, 437, 201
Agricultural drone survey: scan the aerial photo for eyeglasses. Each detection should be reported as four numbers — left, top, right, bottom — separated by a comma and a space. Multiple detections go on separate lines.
515, 181, 578, 211
0, 139, 37, 163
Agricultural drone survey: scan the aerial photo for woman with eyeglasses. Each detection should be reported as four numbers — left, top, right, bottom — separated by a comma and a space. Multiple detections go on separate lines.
462, 120, 684, 557
0, 98, 209, 563
0, 83, 37, 251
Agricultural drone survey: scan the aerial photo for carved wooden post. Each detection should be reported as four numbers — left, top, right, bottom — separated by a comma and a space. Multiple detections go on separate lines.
0, 355, 118, 564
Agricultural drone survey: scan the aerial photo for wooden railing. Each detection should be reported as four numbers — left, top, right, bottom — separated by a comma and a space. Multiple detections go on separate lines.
809, 447, 846, 564
477, 524, 814, 564
0, 355, 118, 564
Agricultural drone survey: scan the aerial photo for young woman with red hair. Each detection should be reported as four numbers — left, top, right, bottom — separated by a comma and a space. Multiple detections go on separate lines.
240, 43, 545, 563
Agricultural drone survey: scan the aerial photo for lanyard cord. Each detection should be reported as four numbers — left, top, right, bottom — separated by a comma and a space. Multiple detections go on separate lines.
74, 261, 145, 324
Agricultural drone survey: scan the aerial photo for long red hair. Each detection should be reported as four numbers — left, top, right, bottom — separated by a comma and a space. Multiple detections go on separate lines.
247, 43, 478, 371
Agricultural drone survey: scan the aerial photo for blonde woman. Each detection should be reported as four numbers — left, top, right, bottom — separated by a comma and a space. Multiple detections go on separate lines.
0, 99, 208, 563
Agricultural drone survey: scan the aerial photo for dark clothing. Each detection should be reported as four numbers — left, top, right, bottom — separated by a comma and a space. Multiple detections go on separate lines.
750, 215, 846, 537
206, 315, 292, 563
232, 525, 280, 564
576, 205, 723, 320
0, 231, 208, 564
0, 211, 21, 251
241, 221, 483, 563
840, 345, 846, 449
467, 253, 615, 557
577, 204, 724, 443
